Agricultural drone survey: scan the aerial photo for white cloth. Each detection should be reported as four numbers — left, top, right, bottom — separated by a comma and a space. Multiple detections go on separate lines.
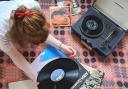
0, 0, 41, 53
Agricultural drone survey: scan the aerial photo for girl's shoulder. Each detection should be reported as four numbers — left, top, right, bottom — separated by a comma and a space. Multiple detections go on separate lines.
17, 0, 41, 10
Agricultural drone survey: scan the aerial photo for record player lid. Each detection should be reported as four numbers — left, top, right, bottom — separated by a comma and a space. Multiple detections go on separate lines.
95, 0, 128, 31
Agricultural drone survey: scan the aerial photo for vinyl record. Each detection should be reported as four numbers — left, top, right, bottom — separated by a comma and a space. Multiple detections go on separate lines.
81, 15, 103, 38
37, 58, 79, 89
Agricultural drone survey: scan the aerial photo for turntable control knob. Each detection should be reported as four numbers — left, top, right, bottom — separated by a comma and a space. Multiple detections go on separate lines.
106, 24, 111, 29
100, 46, 106, 50
108, 44, 112, 49
100, 44, 106, 50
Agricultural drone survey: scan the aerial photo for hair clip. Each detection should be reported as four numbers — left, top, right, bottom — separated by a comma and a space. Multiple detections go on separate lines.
16, 10, 33, 18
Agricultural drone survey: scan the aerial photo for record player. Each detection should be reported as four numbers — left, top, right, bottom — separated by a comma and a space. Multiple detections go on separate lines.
72, 0, 128, 56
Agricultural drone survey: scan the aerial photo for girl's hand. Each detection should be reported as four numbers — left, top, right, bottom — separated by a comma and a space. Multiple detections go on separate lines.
59, 44, 76, 58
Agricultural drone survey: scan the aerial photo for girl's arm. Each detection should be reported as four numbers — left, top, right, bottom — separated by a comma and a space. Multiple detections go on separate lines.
45, 34, 62, 49
45, 34, 76, 58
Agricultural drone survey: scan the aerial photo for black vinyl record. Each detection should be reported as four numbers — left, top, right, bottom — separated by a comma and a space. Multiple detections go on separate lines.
81, 15, 103, 38
37, 58, 79, 89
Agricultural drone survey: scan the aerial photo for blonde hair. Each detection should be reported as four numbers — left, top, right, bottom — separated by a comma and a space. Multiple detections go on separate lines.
7, 6, 49, 47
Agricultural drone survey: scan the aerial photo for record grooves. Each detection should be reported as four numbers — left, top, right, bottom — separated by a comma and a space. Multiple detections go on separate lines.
81, 15, 103, 38
37, 58, 80, 89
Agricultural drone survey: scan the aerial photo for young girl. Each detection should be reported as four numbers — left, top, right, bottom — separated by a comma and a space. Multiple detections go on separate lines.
0, 0, 76, 83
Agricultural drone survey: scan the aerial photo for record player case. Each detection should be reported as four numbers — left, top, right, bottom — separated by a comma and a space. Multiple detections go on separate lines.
72, 0, 128, 56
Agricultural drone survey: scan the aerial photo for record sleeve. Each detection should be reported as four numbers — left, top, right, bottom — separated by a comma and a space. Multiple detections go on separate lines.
50, 6, 71, 26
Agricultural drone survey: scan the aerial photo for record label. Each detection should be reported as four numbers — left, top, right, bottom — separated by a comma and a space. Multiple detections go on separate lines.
50, 69, 65, 82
